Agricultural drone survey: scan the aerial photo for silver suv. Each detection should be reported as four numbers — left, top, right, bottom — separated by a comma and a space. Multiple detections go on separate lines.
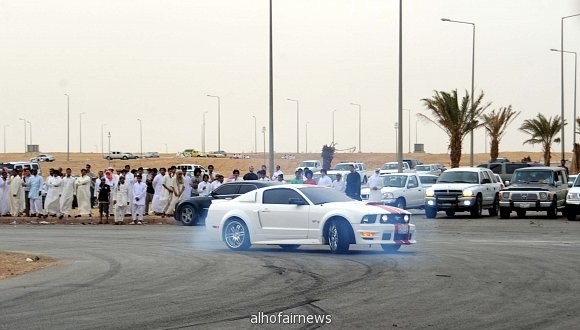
498, 167, 568, 219
424, 167, 502, 218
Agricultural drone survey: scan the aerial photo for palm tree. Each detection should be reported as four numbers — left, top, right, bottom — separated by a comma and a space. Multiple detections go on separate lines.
419, 89, 490, 168
519, 114, 565, 166
321, 143, 336, 170
481, 106, 521, 161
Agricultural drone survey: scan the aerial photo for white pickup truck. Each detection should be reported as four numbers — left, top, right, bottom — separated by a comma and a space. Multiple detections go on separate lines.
361, 173, 438, 209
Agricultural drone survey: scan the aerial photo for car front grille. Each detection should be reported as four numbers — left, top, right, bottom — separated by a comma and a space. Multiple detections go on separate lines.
434, 190, 463, 200
511, 192, 539, 201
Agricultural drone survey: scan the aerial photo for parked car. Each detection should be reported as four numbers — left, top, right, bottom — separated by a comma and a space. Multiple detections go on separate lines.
565, 175, 580, 221
181, 149, 203, 157
30, 154, 55, 162
174, 181, 279, 225
205, 185, 415, 253
296, 160, 322, 172
104, 151, 139, 160
477, 161, 541, 182
207, 151, 227, 158
403, 159, 422, 170
498, 167, 569, 219
141, 152, 160, 158
328, 162, 369, 183
361, 173, 437, 209
415, 163, 445, 176
0, 161, 41, 175
379, 162, 411, 175
176, 164, 207, 176
425, 167, 502, 218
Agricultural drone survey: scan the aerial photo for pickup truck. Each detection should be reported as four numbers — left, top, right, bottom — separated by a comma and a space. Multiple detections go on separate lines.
379, 161, 411, 175
361, 173, 438, 209
424, 167, 502, 218
104, 151, 139, 160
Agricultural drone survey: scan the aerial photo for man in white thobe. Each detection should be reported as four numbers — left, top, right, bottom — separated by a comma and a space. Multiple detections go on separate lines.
124, 167, 135, 216
59, 168, 76, 218
367, 169, 384, 203
8, 170, 24, 217
331, 173, 346, 193
317, 169, 333, 187
75, 169, 92, 217
152, 168, 166, 214
44, 170, 63, 217
160, 168, 175, 216
28, 169, 43, 218
132, 174, 147, 224
113, 176, 130, 224
0, 171, 10, 216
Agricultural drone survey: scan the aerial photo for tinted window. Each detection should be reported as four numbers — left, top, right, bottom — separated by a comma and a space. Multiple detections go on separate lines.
419, 176, 438, 184
334, 164, 351, 171
263, 188, 305, 204
213, 184, 238, 196
298, 187, 353, 204
438, 171, 479, 184
238, 184, 257, 194
415, 165, 430, 171
477, 163, 489, 169
481, 171, 492, 183
407, 176, 418, 188
488, 163, 502, 174
512, 170, 553, 184
506, 163, 528, 174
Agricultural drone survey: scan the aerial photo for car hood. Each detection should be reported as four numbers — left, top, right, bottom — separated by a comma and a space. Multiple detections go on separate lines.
324, 201, 410, 215
361, 186, 403, 194
504, 183, 552, 191
430, 183, 479, 191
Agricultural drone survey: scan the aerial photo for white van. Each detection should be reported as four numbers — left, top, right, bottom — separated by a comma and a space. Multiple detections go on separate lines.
0, 161, 42, 175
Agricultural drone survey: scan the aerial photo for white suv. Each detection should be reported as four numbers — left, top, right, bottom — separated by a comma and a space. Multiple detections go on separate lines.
424, 167, 502, 218
328, 162, 369, 183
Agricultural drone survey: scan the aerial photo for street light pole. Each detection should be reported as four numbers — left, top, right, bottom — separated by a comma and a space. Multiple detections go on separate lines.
561, 13, 580, 160
441, 17, 476, 166
64, 94, 70, 160
403, 109, 411, 153
252, 115, 257, 153
18, 118, 26, 153
202, 111, 208, 153
287, 98, 299, 153
27, 121, 32, 146
552, 48, 578, 151
268, 0, 274, 176
332, 109, 337, 144
107, 131, 111, 154
79, 112, 85, 153
206, 94, 221, 153
350, 103, 361, 153
305, 121, 309, 153
3, 125, 8, 153
101, 124, 107, 155
262, 126, 267, 165
137, 118, 143, 155
397, 0, 403, 172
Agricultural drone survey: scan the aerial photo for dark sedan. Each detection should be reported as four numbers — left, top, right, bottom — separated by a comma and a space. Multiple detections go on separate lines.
174, 181, 280, 226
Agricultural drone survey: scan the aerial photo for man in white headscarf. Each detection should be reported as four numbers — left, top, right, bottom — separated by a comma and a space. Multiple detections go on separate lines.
44, 169, 62, 217
0, 171, 11, 216
59, 168, 76, 218
8, 169, 24, 217
367, 168, 383, 203
75, 168, 92, 217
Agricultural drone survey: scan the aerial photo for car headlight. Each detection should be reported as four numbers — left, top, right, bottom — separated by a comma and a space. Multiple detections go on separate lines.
425, 188, 434, 197
381, 214, 410, 224
361, 215, 376, 224
383, 192, 394, 198
568, 193, 579, 200
539, 192, 548, 200
501, 192, 510, 199
463, 190, 474, 197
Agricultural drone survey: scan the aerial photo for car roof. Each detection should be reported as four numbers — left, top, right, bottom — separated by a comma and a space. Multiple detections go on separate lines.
444, 167, 488, 172
513, 166, 565, 171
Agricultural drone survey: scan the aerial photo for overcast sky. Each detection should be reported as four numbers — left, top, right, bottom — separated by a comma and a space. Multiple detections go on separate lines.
1, 0, 579, 155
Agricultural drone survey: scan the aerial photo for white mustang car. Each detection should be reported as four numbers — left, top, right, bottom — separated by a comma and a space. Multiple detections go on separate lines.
205, 185, 416, 254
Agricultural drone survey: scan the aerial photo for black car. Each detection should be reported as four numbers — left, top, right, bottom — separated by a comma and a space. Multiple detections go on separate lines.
174, 181, 280, 226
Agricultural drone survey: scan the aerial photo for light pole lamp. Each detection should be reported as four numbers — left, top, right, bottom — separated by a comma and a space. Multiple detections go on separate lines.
560, 13, 580, 160
206, 94, 221, 153
552, 48, 578, 151
202, 111, 208, 153
64, 94, 70, 161
403, 108, 411, 153
287, 98, 299, 153
3, 125, 8, 153
79, 112, 85, 153
18, 117, 26, 153
252, 115, 257, 153
101, 123, 107, 154
137, 118, 143, 155
441, 17, 476, 166
332, 109, 337, 144
350, 102, 362, 153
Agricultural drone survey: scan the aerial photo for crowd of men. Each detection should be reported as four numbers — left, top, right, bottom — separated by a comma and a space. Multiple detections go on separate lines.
0, 162, 366, 223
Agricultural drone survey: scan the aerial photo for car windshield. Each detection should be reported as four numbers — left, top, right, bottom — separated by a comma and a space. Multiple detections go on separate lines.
382, 163, 398, 170
333, 164, 352, 171
298, 187, 354, 204
437, 171, 479, 184
381, 175, 407, 187
415, 165, 430, 171
574, 176, 580, 187
512, 170, 553, 184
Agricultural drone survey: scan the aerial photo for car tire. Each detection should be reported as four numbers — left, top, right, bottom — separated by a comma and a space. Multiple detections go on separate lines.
178, 204, 198, 226
516, 210, 526, 218
381, 244, 401, 253
566, 206, 577, 221
223, 219, 251, 251
547, 199, 558, 219
488, 195, 499, 216
122, 156, 128, 160
499, 207, 511, 219
106, 156, 112, 160
328, 220, 350, 254
470, 196, 482, 218
425, 206, 437, 219
445, 210, 455, 217
395, 197, 406, 210
279, 244, 300, 251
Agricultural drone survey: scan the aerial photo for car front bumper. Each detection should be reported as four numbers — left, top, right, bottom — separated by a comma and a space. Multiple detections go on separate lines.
353, 223, 416, 245
425, 196, 476, 211
499, 200, 552, 210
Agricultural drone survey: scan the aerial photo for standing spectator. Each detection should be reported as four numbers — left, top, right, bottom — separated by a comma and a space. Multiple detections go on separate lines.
303, 171, 316, 185
272, 165, 283, 180
165, 170, 183, 217
124, 166, 135, 216
145, 168, 157, 216
85, 164, 97, 207
161, 166, 176, 217
560, 159, 569, 177
0, 171, 9, 216
152, 167, 166, 214
75, 169, 92, 218
243, 166, 259, 180
331, 173, 346, 193
211, 174, 224, 190
22, 168, 31, 216
317, 169, 333, 187
276, 174, 286, 183
190, 168, 202, 197
113, 176, 130, 224
104, 170, 118, 216
367, 169, 383, 202
182, 169, 192, 200
198, 174, 212, 197
290, 170, 304, 184
227, 169, 243, 182
258, 170, 270, 181
59, 168, 75, 219
345, 165, 361, 200
8, 169, 24, 217
44, 169, 62, 217
131, 174, 147, 225
95, 178, 111, 223
207, 164, 216, 182
28, 169, 43, 218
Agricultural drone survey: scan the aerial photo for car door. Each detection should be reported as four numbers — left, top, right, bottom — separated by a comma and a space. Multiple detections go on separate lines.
480, 170, 497, 206
257, 188, 309, 240
405, 175, 423, 208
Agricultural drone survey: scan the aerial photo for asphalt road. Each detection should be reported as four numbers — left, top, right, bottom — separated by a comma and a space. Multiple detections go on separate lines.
1, 212, 580, 330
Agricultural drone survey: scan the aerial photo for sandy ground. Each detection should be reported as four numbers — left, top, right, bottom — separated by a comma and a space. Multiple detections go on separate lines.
0, 251, 56, 280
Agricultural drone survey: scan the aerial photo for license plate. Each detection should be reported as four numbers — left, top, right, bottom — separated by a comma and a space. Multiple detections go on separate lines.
397, 224, 409, 234
519, 203, 531, 208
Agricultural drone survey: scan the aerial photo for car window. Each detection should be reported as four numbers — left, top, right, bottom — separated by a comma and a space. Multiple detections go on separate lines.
298, 187, 353, 204
407, 176, 418, 188
481, 171, 492, 183
506, 163, 528, 174
263, 188, 305, 205
419, 175, 437, 185
488, 163, 502, 174
213, 184, 239, 196
238, 184, 257, 194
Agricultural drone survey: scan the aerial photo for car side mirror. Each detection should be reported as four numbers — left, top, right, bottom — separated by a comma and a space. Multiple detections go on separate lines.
505, 180, 510, 186
288, 198, 307, 205
568, 182, 573, 188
